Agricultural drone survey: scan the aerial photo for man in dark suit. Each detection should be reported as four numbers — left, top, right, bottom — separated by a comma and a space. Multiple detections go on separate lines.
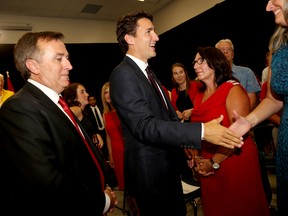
110, 10, 243, 216
0, 31, 117, 215
85, 95, 109, 160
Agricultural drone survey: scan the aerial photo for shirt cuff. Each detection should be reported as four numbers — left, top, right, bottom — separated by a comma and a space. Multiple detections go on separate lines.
201, 123, 204, 140
103, 192, 111, 213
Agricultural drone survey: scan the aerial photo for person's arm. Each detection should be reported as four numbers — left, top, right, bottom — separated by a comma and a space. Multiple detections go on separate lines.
247, 92, 259, 110
246, 68, 261, 110
230, 68, 283, 135
171, 89, 184, 121
96, 133, 104, 148
213, 85, 250, 162
103, 114, 114, 167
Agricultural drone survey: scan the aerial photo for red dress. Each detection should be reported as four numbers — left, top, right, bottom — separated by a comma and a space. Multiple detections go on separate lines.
104, 111, 125, 190
191, 80, 270, 216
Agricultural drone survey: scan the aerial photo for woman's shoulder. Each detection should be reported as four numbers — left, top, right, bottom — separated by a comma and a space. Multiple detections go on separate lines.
70, 106, 83, 120
225, 80, 241, 86
226, 81, 249, 100
218, 80, 244, 93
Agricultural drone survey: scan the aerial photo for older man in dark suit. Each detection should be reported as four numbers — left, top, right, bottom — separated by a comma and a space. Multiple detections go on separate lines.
110, 10, 243, 216
0, 31, 116, 215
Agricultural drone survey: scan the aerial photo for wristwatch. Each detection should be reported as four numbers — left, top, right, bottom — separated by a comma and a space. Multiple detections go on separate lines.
210, 158, 220, 170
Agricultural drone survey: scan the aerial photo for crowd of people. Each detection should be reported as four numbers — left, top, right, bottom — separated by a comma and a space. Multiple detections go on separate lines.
0, 0, 287, 215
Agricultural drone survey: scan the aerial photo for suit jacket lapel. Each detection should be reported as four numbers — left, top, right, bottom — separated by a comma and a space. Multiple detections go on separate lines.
25, 82, 83, 137
123, 57, 178, 121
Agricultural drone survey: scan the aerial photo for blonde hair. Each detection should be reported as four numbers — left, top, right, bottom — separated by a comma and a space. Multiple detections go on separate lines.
269, 26, 288, 53
101, 82, 115, 114
268, 1, 288, 53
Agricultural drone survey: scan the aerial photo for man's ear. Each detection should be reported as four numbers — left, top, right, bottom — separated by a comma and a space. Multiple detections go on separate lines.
124, 34, 134, 45
26, 59, 40, 75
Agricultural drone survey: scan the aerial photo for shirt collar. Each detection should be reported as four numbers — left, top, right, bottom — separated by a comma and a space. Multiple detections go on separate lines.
126, 54, 148, 73
28, 79, 60, 104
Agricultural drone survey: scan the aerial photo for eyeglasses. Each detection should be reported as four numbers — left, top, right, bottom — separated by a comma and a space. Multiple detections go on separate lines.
192, 57, 205, 66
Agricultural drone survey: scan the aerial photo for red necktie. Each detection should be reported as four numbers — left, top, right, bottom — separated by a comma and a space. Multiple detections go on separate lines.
146, 66, 168, 111
58, 96, 105, 190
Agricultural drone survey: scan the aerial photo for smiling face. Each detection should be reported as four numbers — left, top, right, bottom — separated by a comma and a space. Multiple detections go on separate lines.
266, 0, 288, 26
126, 18, 159, 63
76, 84, 89, 108
172, 66, 187, 86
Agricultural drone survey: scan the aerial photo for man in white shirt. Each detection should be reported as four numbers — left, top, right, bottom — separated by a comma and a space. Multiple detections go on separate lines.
85, 95, 108, 160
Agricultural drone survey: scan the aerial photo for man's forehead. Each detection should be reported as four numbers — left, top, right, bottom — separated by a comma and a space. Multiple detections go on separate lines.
219, 42, 232, 47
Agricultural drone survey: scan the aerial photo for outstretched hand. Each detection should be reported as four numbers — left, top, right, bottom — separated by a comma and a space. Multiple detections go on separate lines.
229, 110, 252, 136
203, 115, 243, 149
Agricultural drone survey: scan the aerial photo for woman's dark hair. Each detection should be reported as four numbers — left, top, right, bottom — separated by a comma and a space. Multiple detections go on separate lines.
63, 82, 81, 107
196, 46, 235, 92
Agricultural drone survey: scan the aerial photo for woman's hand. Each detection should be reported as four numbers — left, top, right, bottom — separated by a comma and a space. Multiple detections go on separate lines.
185, 149, 199, 168
96, 134, 104, 148
194, 156, 214, 177
109, 158, 115, 168
182, 108, 193, 121
92, 134, 104, 148
176, 110, 184, 121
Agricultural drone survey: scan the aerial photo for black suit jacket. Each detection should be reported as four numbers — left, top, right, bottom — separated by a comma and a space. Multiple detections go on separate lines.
110, 56, 202, 216
0, 82, 107, 215
84, 104, 104, 131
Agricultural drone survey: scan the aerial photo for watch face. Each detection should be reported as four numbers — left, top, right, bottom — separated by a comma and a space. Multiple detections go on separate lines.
213, 163, 220, 170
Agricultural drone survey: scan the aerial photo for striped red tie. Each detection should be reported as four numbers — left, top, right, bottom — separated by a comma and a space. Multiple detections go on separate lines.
146, 66, 168, 111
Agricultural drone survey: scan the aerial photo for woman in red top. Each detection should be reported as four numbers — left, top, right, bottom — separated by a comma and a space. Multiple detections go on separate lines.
191, 47, 270, 216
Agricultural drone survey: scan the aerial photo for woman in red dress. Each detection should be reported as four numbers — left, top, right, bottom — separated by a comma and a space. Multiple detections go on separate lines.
191, 47, 270, 216
101, 82, 125, 190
